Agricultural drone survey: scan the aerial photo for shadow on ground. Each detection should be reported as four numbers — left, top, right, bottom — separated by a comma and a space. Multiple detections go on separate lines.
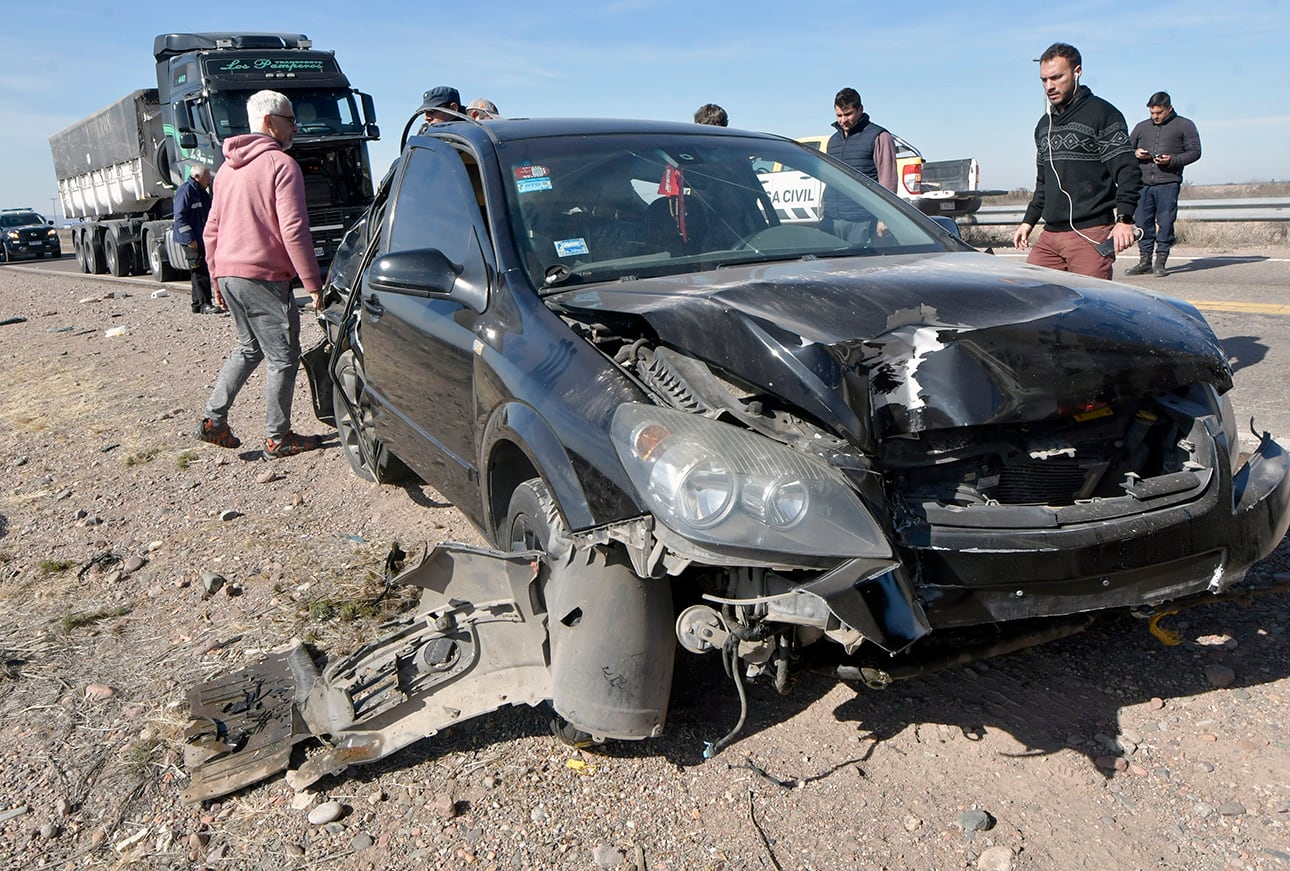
1220, 334, 1270, 374
1172, 255, 1269, 274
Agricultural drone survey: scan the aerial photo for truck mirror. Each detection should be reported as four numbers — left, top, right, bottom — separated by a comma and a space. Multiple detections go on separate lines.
360, 92, 377, 125
178, 132, 198, 149
365, 124, 381, 140
171, 102, 193, 133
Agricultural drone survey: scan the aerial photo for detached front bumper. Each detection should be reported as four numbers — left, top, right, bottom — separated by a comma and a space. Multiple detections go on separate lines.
907, 431, 1290, 629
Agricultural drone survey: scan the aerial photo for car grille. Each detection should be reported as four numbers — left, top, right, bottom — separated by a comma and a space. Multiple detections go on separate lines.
996, 458, 1089, 504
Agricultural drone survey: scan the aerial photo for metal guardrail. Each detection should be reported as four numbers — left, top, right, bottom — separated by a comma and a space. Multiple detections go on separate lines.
962, 197, 1290, 226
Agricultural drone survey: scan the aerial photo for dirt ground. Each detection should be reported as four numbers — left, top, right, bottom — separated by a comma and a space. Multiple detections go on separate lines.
1, 264, 1288, 871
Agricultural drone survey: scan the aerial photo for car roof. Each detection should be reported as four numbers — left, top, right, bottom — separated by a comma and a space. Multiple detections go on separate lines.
423, 116, 790, 146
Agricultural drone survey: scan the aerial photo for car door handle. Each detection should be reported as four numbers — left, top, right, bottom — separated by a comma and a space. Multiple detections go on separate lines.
362, 294, 384, 317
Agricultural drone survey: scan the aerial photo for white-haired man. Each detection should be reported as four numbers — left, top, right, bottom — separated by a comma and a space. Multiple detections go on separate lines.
466, 98, 500, 120
173, 161, 219, 314
196, 89, 325, 459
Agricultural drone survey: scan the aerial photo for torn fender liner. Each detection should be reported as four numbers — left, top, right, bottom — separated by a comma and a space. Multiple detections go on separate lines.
182, 643, 313, 803
182, 543, 552, 802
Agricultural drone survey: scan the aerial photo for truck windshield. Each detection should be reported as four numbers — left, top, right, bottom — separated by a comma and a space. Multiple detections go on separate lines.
501, 133, 952, 291
205, 89, 364, 139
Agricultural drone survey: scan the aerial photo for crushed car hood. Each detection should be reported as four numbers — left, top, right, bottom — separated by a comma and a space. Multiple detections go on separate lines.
548, 253, 1232, 440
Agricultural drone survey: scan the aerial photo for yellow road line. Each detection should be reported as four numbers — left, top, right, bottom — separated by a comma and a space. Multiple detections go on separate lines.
1187, 300, 1290, 316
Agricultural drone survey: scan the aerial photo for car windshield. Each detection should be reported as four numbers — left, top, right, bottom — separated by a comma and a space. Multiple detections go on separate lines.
500, 132, 952, 290
1, 212, 44, 228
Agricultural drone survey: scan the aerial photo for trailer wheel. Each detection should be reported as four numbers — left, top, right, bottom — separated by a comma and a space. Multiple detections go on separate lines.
104, 235, 128, 277
86, 232, 107, 275
73, 232, 88, 272
146, 234, 180, 283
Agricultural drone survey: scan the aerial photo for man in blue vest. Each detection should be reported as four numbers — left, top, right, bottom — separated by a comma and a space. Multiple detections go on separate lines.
820, 88, 897, 245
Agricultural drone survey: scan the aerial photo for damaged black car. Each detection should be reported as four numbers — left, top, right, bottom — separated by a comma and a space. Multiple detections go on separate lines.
182, 118, 1290, 801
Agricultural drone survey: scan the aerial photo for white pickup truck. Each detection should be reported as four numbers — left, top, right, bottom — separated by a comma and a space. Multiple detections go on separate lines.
760, 135, 1004, 222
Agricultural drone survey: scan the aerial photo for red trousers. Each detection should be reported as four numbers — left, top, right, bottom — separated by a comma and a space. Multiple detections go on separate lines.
1027, 225, 1115, 280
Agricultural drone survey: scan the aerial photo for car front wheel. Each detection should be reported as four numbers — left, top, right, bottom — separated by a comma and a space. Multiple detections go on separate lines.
501, 477, 674, 744
501, 477, 567, 556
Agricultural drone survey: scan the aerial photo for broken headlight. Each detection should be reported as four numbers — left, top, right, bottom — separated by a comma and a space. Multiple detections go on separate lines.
611, 404, 891, 558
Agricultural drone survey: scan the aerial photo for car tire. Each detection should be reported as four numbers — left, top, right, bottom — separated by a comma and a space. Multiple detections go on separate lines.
332, 349, 413, 484
500, 477, 582, 742
500, 477, 567, 556
504, 477, 674, 743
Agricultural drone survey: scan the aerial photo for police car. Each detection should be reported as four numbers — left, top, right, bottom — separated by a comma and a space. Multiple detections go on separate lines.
0, 209, 61, 262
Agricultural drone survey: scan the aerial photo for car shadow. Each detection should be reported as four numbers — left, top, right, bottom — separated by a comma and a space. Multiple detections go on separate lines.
399, 481, 454, 510
1219, 334, 1270, 374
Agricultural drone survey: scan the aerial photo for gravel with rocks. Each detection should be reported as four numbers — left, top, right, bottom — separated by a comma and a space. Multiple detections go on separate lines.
2, 266, 1290, 870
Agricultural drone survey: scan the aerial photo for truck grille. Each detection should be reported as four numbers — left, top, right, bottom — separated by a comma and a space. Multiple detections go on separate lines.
309, 206, 363, 262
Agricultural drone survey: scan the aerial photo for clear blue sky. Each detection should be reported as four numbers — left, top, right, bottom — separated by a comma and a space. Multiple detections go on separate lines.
3, 0, 1288, 220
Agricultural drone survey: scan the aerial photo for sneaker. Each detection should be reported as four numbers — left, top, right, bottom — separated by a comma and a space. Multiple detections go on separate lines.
263, 431, 324, 459
195, 418, 241, 448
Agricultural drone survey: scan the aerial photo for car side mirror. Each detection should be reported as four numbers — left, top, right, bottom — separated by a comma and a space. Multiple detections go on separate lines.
368, 249, 463, 298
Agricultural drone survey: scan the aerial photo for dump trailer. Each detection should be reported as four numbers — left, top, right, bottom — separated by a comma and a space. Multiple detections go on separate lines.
49, 32, 378, 281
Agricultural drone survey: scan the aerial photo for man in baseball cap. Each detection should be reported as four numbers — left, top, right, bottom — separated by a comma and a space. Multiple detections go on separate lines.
419, 86, 462, 124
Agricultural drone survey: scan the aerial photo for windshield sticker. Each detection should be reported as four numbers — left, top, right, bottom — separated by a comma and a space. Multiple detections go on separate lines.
514, 165, 550, 180
554, 238, 589, 257
517, 177, 553, 194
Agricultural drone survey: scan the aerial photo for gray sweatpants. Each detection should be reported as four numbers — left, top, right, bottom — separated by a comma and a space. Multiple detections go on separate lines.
203, 276, 301, 441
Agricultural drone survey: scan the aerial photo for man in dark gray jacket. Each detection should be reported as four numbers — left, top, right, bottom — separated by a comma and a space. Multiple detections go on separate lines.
1126, 92, 1201, 276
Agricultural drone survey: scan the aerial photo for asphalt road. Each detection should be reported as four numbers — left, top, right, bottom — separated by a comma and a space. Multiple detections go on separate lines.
6, 246, 1290, 453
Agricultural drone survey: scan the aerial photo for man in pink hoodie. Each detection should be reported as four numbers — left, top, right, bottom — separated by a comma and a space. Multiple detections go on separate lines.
194, 89, 325, 459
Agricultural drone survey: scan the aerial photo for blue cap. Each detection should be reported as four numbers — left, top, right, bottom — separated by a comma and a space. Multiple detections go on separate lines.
418, 86, 461, 114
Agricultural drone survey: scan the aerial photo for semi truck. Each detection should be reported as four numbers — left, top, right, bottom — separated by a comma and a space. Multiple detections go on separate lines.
49, 32, 378, 282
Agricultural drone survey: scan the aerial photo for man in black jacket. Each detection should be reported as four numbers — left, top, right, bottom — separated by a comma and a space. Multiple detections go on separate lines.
1012, 43, 1141, 279
1125, 92, 1202, 277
